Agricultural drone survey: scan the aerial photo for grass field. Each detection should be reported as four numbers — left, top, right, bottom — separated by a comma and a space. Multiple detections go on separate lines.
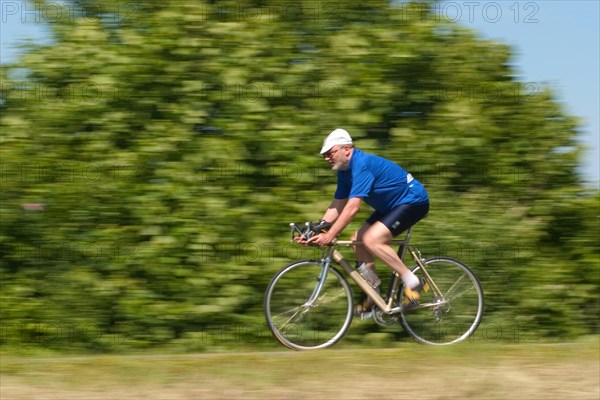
1, 339, 599, 400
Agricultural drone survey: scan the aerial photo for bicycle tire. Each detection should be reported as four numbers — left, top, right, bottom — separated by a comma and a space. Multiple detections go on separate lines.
264, 260, 354, 350
399, 257, 484, 345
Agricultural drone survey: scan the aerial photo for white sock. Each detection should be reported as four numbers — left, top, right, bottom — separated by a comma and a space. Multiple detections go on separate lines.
402, 272, 420, 289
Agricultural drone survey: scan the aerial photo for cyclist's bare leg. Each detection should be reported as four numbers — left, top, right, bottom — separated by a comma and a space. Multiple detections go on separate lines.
361, 221, 414, 281
351, 223, 375, 269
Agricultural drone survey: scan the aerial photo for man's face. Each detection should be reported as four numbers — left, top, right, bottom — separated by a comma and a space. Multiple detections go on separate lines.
323, 146, 350, 171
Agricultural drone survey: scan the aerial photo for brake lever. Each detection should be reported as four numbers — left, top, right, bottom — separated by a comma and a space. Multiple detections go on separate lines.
289, 222, 304, 241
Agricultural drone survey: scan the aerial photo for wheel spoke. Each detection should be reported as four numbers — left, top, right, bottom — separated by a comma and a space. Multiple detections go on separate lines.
274, 306, 309, 330
313, 289, 348, 307
445, 285, 476, 303
442, 274, 466, 299
274, 288, 346, 331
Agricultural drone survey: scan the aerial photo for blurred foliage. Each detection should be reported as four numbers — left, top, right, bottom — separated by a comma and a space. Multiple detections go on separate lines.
0, 0, 598, 352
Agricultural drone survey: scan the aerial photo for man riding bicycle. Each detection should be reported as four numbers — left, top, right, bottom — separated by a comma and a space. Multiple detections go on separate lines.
301, 128, 430, 315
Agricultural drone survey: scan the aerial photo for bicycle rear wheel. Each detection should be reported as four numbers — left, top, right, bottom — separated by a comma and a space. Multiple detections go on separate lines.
400, 257, 484, 345
264, 260, 353, 350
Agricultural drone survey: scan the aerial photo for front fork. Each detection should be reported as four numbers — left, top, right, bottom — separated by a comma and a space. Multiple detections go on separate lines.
305, 256, 332, 307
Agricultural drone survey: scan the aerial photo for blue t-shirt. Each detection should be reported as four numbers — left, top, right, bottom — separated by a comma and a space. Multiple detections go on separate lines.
334, 149, 429, 213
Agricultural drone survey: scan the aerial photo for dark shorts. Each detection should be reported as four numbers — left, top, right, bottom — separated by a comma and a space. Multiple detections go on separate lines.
366, 202, 429, 237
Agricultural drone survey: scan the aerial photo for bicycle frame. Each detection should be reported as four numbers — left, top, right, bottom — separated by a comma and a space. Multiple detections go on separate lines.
288, 223, 447, 315
316, 236, 445, 316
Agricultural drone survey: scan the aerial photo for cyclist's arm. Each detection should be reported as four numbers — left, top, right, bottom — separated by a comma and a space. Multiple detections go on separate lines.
321, 198, 348, 223
324, 197, 361, 238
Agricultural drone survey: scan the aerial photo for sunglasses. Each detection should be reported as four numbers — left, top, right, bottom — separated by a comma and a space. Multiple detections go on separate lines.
323, 146, 344, 159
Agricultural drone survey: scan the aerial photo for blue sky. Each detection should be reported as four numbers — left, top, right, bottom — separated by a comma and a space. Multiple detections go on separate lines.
1, 0, 598, 186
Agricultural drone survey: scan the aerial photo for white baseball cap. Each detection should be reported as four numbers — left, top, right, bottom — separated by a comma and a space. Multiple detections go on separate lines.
320, 128, 353, 154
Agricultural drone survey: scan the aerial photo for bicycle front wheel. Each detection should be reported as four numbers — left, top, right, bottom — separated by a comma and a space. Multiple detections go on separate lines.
400, 257, 484, 345
264, 260, 353, 350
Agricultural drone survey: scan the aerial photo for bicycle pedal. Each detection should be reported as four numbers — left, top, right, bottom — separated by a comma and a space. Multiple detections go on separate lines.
403, 288, 421, 303
402, 296, 419, 306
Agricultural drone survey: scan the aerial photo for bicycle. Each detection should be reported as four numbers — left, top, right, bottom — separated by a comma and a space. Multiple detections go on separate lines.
264, 221, 484, 350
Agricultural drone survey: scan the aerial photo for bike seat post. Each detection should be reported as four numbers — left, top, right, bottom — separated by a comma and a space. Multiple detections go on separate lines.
397, 227, 412, 260
404, 227, 412, 244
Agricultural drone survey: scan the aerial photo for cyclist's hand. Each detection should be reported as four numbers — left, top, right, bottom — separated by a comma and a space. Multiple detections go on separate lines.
293, 236, 309, 246
306, 232, 334, 247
